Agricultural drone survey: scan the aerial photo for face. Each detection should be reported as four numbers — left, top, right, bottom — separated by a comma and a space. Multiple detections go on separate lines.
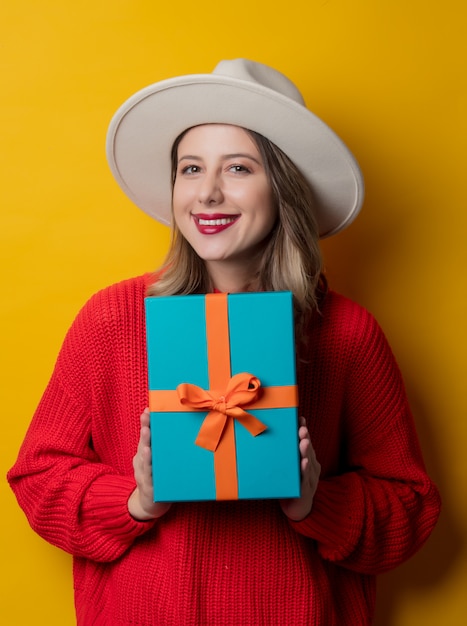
172, 124, 277, 275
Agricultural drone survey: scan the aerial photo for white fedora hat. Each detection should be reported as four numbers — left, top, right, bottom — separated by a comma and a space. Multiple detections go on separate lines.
106, 59, 364, 238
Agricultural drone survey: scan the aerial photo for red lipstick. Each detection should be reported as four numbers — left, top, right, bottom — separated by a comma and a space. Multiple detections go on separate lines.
193, 213, 239, 235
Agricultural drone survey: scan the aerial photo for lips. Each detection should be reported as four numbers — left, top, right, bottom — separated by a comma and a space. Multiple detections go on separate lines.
193, 213, 239, 235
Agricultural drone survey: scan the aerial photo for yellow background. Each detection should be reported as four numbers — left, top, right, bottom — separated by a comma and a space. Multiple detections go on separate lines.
1, 1, 465, 624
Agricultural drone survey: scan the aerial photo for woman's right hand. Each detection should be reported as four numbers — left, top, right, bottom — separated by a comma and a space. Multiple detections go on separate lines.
128, 408, 172, 521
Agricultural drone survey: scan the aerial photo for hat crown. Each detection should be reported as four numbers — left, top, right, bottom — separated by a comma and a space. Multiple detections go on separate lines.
212, 59, 306, 107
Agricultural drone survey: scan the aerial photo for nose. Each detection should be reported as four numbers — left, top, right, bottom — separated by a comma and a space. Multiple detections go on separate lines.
197, 172, 224, 205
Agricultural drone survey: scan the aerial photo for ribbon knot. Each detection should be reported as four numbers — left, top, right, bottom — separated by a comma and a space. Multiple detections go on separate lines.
177, 372, 267, 452
212, 396, 227, 414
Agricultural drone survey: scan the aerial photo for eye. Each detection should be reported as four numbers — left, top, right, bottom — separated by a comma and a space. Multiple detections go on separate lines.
229, 164, 251, 174
180, 164, 201, 175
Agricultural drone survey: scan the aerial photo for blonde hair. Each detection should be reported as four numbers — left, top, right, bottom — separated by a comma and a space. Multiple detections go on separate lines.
148, 128, 325, 321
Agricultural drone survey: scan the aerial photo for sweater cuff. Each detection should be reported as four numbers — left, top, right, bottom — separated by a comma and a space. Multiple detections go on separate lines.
87, 474, 156, 538
288, 477, 365, 561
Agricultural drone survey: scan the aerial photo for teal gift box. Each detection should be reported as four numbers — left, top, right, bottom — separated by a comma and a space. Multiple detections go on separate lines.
145, 291, 300, 502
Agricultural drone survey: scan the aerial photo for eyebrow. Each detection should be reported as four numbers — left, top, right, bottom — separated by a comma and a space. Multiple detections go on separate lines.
178, 153, 262, 165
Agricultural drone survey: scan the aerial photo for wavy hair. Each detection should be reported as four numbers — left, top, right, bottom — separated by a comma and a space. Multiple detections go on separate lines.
147, 127, 325, 322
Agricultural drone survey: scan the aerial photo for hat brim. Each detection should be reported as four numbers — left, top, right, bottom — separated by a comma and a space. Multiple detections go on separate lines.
106, 74, 364, 238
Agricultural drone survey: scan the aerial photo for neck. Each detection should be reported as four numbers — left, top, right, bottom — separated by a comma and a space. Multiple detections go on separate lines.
205, 259, 258, 294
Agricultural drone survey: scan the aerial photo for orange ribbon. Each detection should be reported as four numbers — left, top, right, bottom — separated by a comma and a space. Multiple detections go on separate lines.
149, 293, 298, 500
177, 373, 268, 452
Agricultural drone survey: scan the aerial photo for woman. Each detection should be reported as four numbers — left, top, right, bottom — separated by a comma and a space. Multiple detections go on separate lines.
8, 59, 440, 625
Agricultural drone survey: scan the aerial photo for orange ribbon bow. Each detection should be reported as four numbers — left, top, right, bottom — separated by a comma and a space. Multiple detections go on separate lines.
177, 372, 268, 452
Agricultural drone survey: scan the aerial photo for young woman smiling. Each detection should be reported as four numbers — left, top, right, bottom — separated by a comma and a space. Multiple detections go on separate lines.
171, 124, 278, 292
8, 59, 440, 626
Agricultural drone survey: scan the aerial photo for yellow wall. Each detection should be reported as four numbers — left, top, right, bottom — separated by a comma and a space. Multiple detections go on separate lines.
1, 1, 465, 624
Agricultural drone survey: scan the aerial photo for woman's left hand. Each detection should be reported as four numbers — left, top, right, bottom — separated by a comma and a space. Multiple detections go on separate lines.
280, 416, 320, 521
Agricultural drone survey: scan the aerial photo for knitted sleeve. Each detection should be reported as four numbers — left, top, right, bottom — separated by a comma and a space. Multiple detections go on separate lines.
291, 298, 441, 575
7, 277, 156, 562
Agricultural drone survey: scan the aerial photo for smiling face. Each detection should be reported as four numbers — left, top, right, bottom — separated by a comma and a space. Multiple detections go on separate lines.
172, 124, 277, 285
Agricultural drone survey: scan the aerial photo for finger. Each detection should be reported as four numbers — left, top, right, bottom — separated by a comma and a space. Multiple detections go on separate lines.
298, 425, 310, 442
134, 410, 151, 474
141, 423, 151, 447
142, 440, 153, 468
141, 413, 153, 477
137, 409, 151, 451
140, 407, 150, 428
298, 438, 312, 459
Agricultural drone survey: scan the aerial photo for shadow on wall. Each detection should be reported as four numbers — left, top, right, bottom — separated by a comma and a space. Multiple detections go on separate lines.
372, 384, 461, 626
320, 180, 463, 626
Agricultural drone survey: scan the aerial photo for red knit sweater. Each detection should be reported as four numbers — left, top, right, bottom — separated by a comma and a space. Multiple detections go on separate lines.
8, 274, 440, 626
